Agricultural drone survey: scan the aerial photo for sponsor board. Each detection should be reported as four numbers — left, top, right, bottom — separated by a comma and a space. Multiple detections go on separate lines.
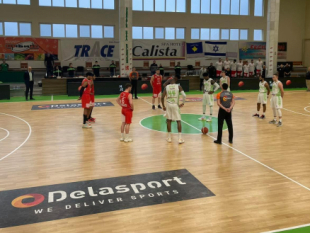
239, 42, 287, 60
31, 102, 114, 110
186, 97, 245, 102
0, 169, 214, 228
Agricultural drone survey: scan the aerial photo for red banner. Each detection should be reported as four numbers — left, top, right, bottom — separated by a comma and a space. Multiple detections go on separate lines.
0, 37, 58, 61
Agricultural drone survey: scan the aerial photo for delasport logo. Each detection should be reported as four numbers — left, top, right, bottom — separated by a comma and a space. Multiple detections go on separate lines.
0, 170, 214, 229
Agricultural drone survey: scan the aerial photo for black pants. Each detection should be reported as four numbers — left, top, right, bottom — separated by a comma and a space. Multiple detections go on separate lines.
131, 79, 138, 98
25, 81, 34, 100
217, 108, 233, 142
200, 79, 204, 91
46, 66, 53, 77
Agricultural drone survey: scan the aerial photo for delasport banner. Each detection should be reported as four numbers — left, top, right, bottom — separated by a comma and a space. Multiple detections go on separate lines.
0, 37, 58, 61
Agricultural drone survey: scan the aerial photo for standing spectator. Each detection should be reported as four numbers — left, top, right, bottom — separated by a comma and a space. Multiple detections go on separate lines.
109, 60, 116, 77
68, 63, 76, 77
237, 60, 243, 77
262, 65, 266, 78
230, 60, 237, 78
284, 63, 291, 77
53, 66, 62, 77
175, 62, 181, 76
216, 58, 223, 77
92, 61, 101, 77
208, 63, 216, 79
256, 58, 263, 76
225, 68, 231, 78
277, 64, 285, 78
129, 67, 139, 99
159, 64, 164, 76
44, 53, 54, 77
0, 60, 9, 72
24, 66, 35, 101
243, 61, 249, 78
214, 83, 235, 145
224, 57, 231, 73
306, 67, 310, 92
150, 60, 158, 75
249, 60, 255, 77
199, 66, 207, 91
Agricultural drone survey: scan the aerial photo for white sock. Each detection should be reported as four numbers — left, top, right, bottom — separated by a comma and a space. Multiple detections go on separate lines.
202, 113, 206, 118
279, 119, 282, 122
121, 133, 124, 138
210, 106, 213, 115
257, 111, 259, 114
209, 114, 212, 119
178, 133, 182, 139
125, 134, 129, 139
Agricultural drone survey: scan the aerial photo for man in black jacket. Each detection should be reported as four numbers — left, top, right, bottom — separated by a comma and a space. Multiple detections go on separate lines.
284, 63, 291, 77
306, 67, 310, 92
24, 66, 35, 101
277, 64, 285, 78
208, 63, 216, 79
150, 60, 158, 75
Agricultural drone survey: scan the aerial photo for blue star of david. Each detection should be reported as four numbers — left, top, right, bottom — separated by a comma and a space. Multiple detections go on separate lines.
213, 45, 219, 53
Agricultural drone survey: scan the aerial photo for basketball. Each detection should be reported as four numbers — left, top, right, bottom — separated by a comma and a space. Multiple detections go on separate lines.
286, 80, 291, 86
141, 84, 148, 90
238, 81, 244, 87
201, 127, 209, 135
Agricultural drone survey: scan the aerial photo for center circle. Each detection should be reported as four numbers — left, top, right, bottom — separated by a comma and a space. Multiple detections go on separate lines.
140, 114, 228, 134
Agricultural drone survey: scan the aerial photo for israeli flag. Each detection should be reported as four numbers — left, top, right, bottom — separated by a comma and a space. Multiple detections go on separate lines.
205, 41, 227, 57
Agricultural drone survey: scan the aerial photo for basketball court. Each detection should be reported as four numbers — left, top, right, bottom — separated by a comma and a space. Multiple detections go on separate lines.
1, 90, 310, 233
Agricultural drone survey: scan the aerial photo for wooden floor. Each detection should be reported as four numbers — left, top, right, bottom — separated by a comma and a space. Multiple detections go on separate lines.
1, 91, 310, 233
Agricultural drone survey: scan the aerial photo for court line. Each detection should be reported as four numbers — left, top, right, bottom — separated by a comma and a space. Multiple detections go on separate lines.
282, 108, 310, 117
261, 223, 310, 233
0, 113, 32, 161
139, 97, 310, 192
0, 128, 10, 142
304, 106, 310, 113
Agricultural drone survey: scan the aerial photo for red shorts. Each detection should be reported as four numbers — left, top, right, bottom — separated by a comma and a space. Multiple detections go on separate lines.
82, 94, 92, 109
90, 93, 95, 103
231, 71, 237, 77
237, 71, 242, 76
153, 86, 162, 98
244, 72, 249, 77
122, 108, 133, 124
256, 70, 261, 75
216, 70, 222, 76
249, 72, 254, 76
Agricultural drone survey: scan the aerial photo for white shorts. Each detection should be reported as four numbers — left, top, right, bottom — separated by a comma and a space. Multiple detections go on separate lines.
166, 102, 181, 121
257, 93, 268, 105
271, 95, 283, 109
203, 93, 214, 106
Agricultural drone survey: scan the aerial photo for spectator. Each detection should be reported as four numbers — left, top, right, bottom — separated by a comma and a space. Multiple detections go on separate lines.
249, 60, 255, 77
256, 58, 263, 76
68, 63, 75, 77
129, 67, 139, 99
93, 61, 101, 77
0, 60, 9, 72
284, 63, 291, 77
53, 66, 62, 77
150, 60, 158, 75
306, 67, 310, 92
216, 58, 223, 77
225, 68, 231, 78
175, 62, 181, 76
159, 64, 164, 76
44, 53, 54, 77
207, 63, 216, 79
199, 66, 207, 91
224, 57, 231, 72
243, 61, 249, 78
24, 66, 35, 101
262, 65, 266, 79
277, 64, 285, 78
237, 60, 243, 77
109, 60, 116, 77
230, 60, 237, 78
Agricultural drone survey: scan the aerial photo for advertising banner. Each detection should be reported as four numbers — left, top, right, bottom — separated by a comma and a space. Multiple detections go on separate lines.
60, 39, 119, 61
0, 37, 58, 61
239, 42, 287, 60
133, 40, 186, 60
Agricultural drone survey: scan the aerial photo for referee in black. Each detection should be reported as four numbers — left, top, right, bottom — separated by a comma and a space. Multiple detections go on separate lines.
214, 83, 235, 144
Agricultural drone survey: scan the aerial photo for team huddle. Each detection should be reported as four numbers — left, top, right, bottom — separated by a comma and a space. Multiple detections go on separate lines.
79, 68, 285, 144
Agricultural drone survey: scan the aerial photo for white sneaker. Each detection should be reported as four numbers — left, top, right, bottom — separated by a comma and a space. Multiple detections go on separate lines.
198, 117, 206, 121
120, 138, 124, 142
166, 138, 172, 143
178, 138, 185, 144
87, 122, 92, 128
82, 124, 91, 129
124, 138, 133, 143
206, 117, 212, 122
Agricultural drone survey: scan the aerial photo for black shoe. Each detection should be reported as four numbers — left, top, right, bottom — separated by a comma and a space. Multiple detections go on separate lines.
26, 99, 28, 101
135, 97, 138, 99
152, 105, 155, 110
214, 140, 222, 145
158, 105, 162, 109
229, 140, 233, 144
30, 98, 35, 100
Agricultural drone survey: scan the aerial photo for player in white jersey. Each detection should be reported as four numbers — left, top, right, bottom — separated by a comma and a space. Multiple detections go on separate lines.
224, 58, 231, 71
230, 59, 237, 78
249, 60, 255, 77
269, 74, 284, 127
243, 61, 249, 77
162, 76, 186, 144
253, 76, 270, 119
256, 58, 263, 76
220, 71, 230, 91
237, 60, 243, 77
216, 58, 223, 77
198, 72, 220, 122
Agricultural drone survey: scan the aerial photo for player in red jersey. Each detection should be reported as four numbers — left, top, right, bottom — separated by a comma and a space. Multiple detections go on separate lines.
116, 83, 134, 142
150, 69, 163, 110
81, 72, 94, 129
88, 74, 96, 123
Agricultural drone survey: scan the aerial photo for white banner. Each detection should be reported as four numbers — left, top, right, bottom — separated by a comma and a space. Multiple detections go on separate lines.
60, 39, 119, 61
133, 40, 186, 60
